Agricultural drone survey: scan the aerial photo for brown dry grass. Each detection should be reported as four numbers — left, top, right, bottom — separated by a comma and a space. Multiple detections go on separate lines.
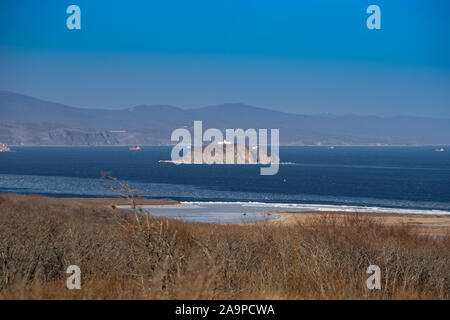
0, 193, 448, 300
267, 211, 450, 237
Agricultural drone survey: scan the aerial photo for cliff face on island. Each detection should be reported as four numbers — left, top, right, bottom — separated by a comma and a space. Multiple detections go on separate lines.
1, 90, 449, 146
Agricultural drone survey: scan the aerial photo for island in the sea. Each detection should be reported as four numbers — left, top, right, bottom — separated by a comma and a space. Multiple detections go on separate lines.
166, 141, 280, 164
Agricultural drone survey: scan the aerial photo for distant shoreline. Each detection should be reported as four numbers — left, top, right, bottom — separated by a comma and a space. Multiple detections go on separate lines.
6, 144, 450, 147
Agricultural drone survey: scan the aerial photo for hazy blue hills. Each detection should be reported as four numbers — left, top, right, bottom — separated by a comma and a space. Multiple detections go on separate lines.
0, 90, 449, 146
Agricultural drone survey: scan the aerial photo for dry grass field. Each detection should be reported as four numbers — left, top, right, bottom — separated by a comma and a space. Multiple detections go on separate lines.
0, 193, 448, 300
266, 210, 450, 237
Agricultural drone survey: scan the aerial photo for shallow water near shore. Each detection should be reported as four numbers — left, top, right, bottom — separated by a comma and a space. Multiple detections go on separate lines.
120, 201, 449, 224
121, 203, 281, 224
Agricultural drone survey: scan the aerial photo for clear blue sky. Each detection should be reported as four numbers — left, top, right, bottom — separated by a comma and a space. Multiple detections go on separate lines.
0, 0, 449, 118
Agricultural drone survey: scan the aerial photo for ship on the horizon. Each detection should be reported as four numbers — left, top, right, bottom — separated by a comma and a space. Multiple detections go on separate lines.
0, 143, 11, 152
435, 148, 445, 152
129, 146, 142, 151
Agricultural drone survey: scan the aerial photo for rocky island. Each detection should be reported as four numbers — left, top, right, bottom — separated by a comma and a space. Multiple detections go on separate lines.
178, 141, 280, 164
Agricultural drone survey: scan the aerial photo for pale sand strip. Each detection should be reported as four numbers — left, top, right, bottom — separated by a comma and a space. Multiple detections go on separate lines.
260, 210, 450, 236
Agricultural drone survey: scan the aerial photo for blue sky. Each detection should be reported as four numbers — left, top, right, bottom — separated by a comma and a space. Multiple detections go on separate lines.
0, 0, 449, 117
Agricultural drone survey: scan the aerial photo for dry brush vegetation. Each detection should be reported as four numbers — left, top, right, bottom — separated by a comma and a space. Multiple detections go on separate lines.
0, 193, 448, 300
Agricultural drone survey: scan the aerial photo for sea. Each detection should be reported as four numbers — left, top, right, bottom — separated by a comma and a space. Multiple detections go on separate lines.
0, 146, 449, 223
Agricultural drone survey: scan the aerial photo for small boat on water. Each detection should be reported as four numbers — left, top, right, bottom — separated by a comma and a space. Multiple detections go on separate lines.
129, 146, 142, 151
0, 143, 11, 152
435, 148, 445, 152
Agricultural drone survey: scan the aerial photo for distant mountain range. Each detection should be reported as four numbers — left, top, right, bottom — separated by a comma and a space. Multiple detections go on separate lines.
0, 90, 449, 146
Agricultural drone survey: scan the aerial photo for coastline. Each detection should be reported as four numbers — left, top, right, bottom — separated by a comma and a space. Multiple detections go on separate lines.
2, 192, 448, 235
62, 196, 450, 236
262, 210, 450, 236
65, 197, 185, 207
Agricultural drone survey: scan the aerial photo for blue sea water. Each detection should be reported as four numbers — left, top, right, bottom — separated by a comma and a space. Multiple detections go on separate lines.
0, 146, 449, 221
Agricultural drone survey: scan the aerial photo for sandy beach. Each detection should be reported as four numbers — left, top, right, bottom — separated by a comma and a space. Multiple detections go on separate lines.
63, 197, 450, 236
262, 210, 450, 236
